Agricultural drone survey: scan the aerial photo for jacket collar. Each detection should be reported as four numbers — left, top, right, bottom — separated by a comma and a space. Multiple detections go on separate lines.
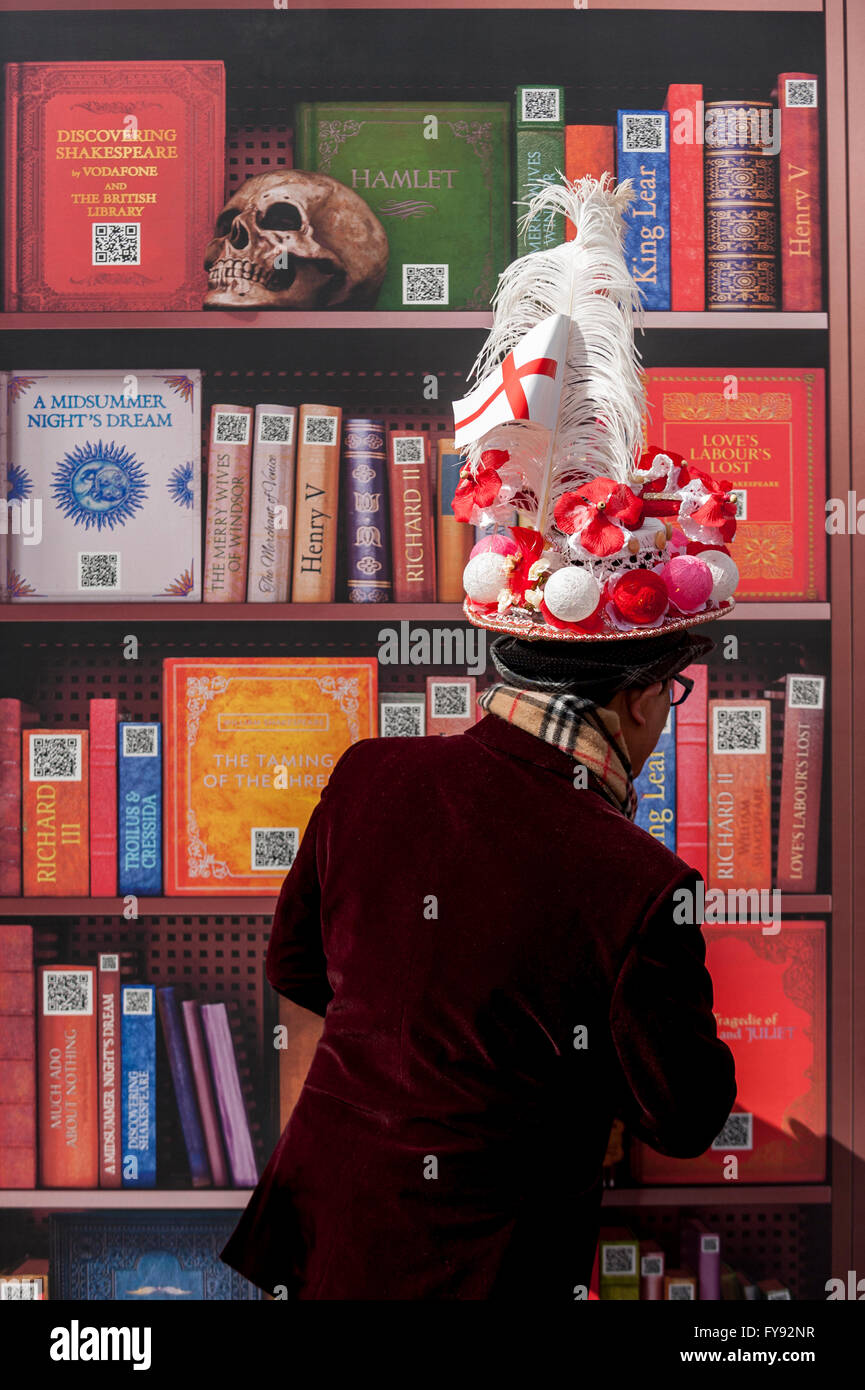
466, 712, 610, 798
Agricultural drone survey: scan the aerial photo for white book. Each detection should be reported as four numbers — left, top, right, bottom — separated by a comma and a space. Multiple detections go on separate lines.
246, 403, 297, 602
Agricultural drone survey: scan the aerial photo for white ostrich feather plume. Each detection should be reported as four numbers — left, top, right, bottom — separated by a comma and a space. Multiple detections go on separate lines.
462, 174, 647, 539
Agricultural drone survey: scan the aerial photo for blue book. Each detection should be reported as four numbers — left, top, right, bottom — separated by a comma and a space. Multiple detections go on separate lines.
616, 110, 671, 310
118, 721, 162, 895
121, 984, 156, 1187
635, 704, 676, 851
156, 986, 211, 1188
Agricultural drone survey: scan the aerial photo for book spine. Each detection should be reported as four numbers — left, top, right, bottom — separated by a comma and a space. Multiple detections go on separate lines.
343, 417, 391, 603
89, 699, 118, 898
37, 965, 98, 1187
121, 984, 156, 1187
156, 987, 211, 1188
515, 96, 566, 255
426, 677, 477, 736
200, 1003, 258, 1187
663, 84, 705, 310
436, 438, 474, 602
635, 705, 676, 851
705, 101, 778, 310
777, 74, 822, 311
22, 730, 89, 896
247, 404, 297, 603
708, 699, 773, 890
564, 126, 615, 239
616, 110, 671, 309
0, 370, 7, 600
698, 1237, 721, 1300
0, 699, 24, 895
0, 924, 35, 1189
181, 999, 229, 1187
117, 723, 162, 896
675, 664, 709, 881
640, 1246, 665, 1301
203, 404, 254, 603
388, 431, 436, 602
291, 405, 342, 602
776, 675, 825, 892
3, 70, 20, 311
97, 953, 121, 1188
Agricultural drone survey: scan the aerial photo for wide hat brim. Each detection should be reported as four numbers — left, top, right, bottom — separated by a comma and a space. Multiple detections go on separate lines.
463, 596, 736, 641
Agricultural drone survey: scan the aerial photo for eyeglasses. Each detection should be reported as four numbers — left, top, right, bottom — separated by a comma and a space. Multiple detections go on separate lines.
667, 673, 694, 707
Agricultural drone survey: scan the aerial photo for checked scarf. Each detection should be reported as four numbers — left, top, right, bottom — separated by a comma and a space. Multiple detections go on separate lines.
478, 683, 639, 821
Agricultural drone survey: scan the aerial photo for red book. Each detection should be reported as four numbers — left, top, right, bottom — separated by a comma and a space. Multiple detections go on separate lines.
776, 674, 825, 892
203, 405, 254, 603
388, 430, 436, 602
89, 699, 118, 898
776, 74, 822, 311
663, 84, 705, 310
675, 664, 709, 881
564, 126, 614, 240
708, 699, 772, 892
0, 698, 38, 896
4, 61, 225, 312
426, 677, 477, 736
22, 730, 89, 896
632, 921, 826, 1184
0, 924, 35, 1189
97, 952, 121, 1189
37, 964, 98, 1187
640, 1240, 666, 1301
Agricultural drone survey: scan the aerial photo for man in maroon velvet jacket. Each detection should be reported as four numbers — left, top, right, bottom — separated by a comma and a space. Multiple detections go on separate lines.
221, 628, 737, 1300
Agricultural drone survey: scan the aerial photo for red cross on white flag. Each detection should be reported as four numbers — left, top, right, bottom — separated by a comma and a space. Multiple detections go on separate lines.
452, 312, 570, 449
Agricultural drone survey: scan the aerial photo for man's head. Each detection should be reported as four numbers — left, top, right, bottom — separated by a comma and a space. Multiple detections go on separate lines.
489, 627, 716, 776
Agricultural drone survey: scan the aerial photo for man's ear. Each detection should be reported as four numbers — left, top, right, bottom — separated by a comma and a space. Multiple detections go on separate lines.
625, 680, 664, 728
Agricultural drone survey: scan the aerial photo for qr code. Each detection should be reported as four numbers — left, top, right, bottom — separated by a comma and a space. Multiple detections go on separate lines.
713, 706, 766, 755
1, 1280, 41, 1300
702, 1236, 720, 1254
668, 1282, 696, 1301
92, 222, 140, 266
602, 1245, 636, 1277
766, 1289, 792, 1301
258, 412, 295, 445
123, 988, 153, 1016
786, 79, 817, 107
431, 682, 471, 719
99, 954, 119, 972
402, 264, 449, 306
789, 676, 824, 709
711, 1112, 753, 1151
123, 725, 158, 757
43, 969, 93, 1016
303, 414, 338, 447
641, 1255, 663, 1277
213, 411, 251, 446
731, 490, 747, 520
30, 733, 82, 783
78, 552, 120, 591
393, 436, 425, 465
380, 701, 425, 737
621, 113, 667, 154
520, 87, 561, 124
251, 827, 298, 871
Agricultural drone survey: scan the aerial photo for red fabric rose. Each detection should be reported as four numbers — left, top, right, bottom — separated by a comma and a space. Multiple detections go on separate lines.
686, 468, 738, 541
554, 478, 644, 557
451, 449, 508, 524
636, 446, 691, 493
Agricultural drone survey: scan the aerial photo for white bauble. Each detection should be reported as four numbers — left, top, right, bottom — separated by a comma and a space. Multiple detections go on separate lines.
543, 565, 601, 622
463, 551, 511, 604
698, 549, 739, 602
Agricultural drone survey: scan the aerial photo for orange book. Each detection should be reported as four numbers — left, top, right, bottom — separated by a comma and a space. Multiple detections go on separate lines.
565, 126, 615, 239
278, 995, 323, 1134
203, 404, 254, 603
708, 699, 772, 891
291, 404, 342, 602
22, 730, 89, 896
163, 656, 377, 895
436, 437, 473, 602
37, 965, 98, 1188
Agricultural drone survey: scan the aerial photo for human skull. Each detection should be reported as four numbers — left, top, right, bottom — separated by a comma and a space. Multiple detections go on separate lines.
203, 171, 389, 309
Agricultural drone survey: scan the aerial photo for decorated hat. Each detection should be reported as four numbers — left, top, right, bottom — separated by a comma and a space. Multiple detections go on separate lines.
451, 175, 740, 641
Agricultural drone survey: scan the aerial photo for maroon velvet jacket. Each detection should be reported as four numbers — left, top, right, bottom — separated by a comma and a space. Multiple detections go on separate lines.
220, 713, 736, 1300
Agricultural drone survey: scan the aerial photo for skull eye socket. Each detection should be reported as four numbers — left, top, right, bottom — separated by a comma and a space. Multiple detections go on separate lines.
215, 208, 239, 239
259, 202, 303, 233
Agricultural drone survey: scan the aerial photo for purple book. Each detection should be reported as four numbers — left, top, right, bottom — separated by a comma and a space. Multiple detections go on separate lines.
182, 1000, 229, 1188
681, 1218, 721, 1300
342, 417, 391, 603
156, 987, 210, 1188
199, 1002, 258, 1188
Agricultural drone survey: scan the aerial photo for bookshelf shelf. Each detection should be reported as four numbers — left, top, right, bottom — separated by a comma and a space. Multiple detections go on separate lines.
0, 311, 828, 332
603, 1185, 832, 1207
0, 1, 827, 13
0, 602, 832, 623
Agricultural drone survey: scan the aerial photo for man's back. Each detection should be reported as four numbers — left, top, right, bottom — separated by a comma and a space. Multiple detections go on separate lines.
221, 714, 736, 1300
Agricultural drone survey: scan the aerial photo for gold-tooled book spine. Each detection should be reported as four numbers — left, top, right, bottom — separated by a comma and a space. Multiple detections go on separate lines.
704, 101, 778, 310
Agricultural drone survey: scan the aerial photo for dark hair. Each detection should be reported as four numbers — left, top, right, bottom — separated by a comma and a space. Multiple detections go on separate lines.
489, 627, 715, 706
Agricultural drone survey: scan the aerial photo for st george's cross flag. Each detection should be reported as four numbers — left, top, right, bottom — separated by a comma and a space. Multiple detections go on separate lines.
452, 312, 569, 449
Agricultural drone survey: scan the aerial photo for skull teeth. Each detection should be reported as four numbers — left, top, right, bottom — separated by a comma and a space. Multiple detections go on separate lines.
207, 258, 275, 289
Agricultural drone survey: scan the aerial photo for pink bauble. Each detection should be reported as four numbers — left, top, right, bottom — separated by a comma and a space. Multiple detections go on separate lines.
469, 533, 519, 561
667, 526, 689, 554
662, 554, 714, 614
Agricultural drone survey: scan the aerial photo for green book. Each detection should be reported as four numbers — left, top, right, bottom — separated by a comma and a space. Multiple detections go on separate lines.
294, 100, 512, 311
515, 85, 566, 255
